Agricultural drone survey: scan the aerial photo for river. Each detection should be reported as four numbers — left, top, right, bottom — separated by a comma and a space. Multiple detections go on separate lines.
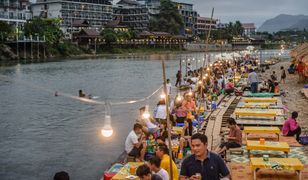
0, 50, 289, 180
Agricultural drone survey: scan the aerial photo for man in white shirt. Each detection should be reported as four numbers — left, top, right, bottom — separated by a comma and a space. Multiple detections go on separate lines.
247, 69, 259, 93
125, 123, 146, 161
148, 157, 169, 180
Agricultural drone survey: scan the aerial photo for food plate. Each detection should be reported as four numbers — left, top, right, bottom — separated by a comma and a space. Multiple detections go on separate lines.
125, 175, 138, 179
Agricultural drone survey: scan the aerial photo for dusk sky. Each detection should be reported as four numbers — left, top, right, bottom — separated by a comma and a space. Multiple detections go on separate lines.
177, 0, 308, 28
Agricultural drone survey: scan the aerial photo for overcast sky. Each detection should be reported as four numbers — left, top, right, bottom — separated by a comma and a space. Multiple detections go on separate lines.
177, 0, 308, 28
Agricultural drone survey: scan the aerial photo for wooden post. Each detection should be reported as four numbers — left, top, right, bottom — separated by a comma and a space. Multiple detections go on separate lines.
162, 59, 173, 180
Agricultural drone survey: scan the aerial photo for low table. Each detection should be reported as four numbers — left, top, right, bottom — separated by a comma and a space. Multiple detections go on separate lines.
234, 110, 277, 120
244, 126, 280, 141
246, 140, 290, 158
243, 97, 277, 104
250, 158, 304, 180
112, 162, 143, 180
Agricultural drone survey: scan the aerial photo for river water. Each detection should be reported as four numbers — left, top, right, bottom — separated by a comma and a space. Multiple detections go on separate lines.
0, 50, 288, 180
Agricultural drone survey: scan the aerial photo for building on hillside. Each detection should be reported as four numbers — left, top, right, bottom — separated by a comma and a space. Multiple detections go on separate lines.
242, 23, 256, 37
31, 0, 113, 38
216, 22, 228, 29
0, 0, 32, 27
197, 16, 217, 36
174, 1, 197, 37
113, 0, 150, 32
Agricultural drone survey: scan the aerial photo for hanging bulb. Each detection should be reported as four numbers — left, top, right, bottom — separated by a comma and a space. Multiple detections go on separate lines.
101, 115, 113, 137
142, 105, 150, 119
176, 93, 182, 102
160, 93, 166, 99
198, 80, 202, 85
188, 89, 193, 96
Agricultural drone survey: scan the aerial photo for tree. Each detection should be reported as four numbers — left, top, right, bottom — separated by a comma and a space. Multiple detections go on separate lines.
24, 17, 63, 46
0, 21, 14, 41
101, 28, 117, 46
149, 0, 184, 35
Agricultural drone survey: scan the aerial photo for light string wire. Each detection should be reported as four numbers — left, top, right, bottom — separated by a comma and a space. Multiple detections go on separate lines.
0, 74, 163, 106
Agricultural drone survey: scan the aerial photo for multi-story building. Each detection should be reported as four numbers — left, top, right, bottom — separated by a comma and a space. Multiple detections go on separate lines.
137, 0, 160, 15
216, 22, 228, 29
174, 1, 197, 37
197, 16, 217, 36
31, 0, 113, 37
113, 0, 150, 32
0, 0, 32, 25
242, 23, 256, 37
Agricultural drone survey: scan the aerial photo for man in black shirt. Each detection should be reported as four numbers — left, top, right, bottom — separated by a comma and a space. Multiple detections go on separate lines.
180, 133, 230, 180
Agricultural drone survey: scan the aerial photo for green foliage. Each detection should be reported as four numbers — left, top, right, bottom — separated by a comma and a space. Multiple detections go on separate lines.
0, 21, 14, 41
208, 21, 243, 43
101, 28, 117, 46
57, 42, 84, 56
149, 0, 184, 35
24, 17, 63, 46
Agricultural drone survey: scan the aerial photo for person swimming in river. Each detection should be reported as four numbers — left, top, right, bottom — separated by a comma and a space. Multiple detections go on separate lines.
78, 90, 94, 99
79, 90, 86, 98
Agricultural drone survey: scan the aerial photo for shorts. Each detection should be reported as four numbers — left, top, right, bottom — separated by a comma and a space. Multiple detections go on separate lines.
219, 141, 241, 149
128, 144, 143, 158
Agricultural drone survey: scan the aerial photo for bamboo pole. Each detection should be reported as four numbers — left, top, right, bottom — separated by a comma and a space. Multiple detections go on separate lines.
161, 59, 173, 180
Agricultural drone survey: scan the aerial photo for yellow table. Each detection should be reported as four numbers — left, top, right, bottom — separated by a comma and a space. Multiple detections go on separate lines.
112, 162, 143, 180
250, 158, 304, 180
246, 140, 290, 158
243, 103, 272, 108
172, 126, 183, 135
243, 97, 277, 104
244, 126, 280, 141
234, 110, 277, 120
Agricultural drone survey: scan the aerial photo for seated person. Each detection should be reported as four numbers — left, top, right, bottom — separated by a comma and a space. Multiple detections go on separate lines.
136, 164, 163, 180
125, 123, 147, 161
172, 103, 187, 123
282, 111, 302, 142
288, 63, 296, 74
274, 81, 280, 94
155, 144, 179, 180
179, 119, 196, 158
182, 95, 196, 113
146, 133, 157, 154
78, 89, 86, 97
215, 118, 242, 155
225, 79, 240, 95
148, 157, 169, 180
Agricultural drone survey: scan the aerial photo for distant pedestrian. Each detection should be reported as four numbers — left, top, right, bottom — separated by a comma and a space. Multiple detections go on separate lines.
54, 171, 69, 180
166, 79, 171, 95
270, 71, 277, 81
280, 66, 286, 84
175, 70, 182, 87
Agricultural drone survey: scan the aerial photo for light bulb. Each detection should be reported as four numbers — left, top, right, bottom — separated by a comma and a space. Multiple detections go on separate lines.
176, 95, 182, 101
101, 125, 113, 137
198, 80, 202, 85
160, 93, 166, 99
188, 90, 193, 96
142, 105, 150, 119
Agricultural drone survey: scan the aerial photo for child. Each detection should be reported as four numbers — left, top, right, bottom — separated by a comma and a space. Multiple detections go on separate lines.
146, 133, 157, 154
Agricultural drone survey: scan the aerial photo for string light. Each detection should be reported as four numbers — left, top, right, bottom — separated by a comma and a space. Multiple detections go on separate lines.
160, 93, 166, 99
101, 115, 113, 138
142, 105, 150, 119
198, 80, 202, 85
188, 89, 193, 96
176, 93, 182, 101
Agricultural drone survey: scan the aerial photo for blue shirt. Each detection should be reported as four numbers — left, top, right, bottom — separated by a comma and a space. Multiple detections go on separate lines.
180, 151, 229, 180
